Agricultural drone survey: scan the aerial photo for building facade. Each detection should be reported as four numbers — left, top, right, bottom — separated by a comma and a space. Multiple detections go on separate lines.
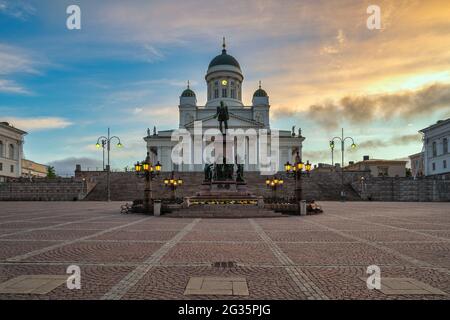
345, 157, 407, 177
22, 159, 48, 179
409, 152, 424, 177
420, 118, 450, 176
0, 122, 26, 182
145, 41, 304, 172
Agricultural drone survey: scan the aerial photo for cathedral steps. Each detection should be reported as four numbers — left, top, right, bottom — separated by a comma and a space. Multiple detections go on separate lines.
80, 171, 362, 201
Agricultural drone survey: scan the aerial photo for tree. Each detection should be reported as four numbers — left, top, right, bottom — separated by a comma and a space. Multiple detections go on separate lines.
47, 166, 57, 179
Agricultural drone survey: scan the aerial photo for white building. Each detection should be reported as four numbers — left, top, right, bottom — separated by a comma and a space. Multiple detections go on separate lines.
0, 122, 26, 182
420, 118, 450, 176
409, 152, 424, 177
145, 40, 304, 172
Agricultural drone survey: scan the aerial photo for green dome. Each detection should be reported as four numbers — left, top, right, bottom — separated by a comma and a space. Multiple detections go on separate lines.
181, 88, 196, 97
208, 49, 241, 70
253, 88, 268, 97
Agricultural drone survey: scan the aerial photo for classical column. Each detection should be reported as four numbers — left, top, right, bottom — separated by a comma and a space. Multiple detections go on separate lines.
17, 140, 23, 177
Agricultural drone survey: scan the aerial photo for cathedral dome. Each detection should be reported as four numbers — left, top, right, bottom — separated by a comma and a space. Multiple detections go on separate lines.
208, 49, 241, 70
205, 38, 244, 108
208, 38, 241, 70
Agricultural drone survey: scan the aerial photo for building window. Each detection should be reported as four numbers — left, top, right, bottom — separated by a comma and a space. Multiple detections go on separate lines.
231, 88, 236, 99
214, 80, 218, 86
444, 138, 448, 154
214, 88, 219, 99
10, 165, 14, 173
444, 160, 447, 169
0, 140, 3, 157
378, 167, 389, 176
0, 162, 2, 171
432, 162, 436, 171
432, 141, 437, 157
9, 144, 14, 159
222, 88, 227, 98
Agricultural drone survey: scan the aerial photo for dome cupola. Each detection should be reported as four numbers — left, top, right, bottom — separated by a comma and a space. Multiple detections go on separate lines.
253, 87, 268, 97
179, 81, 197, 107
205, 38, 244, 107
181, 88, 196, 97
208, 45, 241, 70
252, 81, 269, 106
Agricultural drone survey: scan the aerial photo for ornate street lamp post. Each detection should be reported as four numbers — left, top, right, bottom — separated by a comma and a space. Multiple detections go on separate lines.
95, 128, 123, 202
284, 152, 312, 204
265, 176, 284, 201
135, 152, 161, 213
330, 128, 357, 201
164, 171, 183, 200
100, 139, 107, 170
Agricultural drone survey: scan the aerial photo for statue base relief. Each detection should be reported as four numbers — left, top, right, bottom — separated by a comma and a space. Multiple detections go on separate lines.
183, 180, 259, 205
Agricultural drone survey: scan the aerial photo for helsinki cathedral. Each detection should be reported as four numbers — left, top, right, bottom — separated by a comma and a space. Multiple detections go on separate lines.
144, 39, 304, 172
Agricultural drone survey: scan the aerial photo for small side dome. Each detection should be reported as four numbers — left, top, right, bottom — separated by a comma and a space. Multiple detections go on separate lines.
252, 81, 269, 107
253, 81, 268, 97
253, 88, 268, 97
181, 88, 196, 97
180, 81, 197, 107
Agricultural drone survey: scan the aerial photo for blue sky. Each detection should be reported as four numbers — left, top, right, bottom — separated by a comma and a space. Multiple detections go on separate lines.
1, 0, 450, 175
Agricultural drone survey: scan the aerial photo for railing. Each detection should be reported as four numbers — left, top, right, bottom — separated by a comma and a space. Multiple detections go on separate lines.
76, 168, 136, 172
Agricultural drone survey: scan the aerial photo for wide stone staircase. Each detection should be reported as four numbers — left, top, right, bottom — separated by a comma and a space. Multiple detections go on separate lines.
81, 171, 362, 201
167, 204, 284, 218
84, 173, 143, 201
305, 180, 361, 201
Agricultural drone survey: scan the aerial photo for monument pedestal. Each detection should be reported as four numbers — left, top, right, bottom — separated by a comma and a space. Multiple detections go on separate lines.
190, 180, 257, 202
173, 181, 280, 217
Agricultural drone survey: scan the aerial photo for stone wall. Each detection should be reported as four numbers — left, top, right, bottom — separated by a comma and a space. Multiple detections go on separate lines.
3, 170, 447, 202
351, 177, 450, 202
0, 178, 87, 201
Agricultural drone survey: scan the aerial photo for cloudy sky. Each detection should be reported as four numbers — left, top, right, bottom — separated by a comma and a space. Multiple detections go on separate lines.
1, 0, 449, 175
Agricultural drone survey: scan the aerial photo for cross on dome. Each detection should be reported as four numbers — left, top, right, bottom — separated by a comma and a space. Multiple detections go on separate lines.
222, 37, 226, 53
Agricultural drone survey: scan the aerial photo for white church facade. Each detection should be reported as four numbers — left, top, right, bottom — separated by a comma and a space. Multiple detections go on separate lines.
144, 40, 304, 172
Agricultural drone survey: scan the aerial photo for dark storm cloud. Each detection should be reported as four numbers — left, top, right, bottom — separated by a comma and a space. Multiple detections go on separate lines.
390, 133, 423, 145
48, 157, 102, 176
307, 133, 422, 163
357, 139, 389, 149
357, 133, 422, 150
303, 83, 450, 129
302, 150, 331, 162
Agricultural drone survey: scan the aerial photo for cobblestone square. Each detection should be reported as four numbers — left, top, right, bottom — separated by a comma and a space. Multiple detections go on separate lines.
0, 201, 449, 300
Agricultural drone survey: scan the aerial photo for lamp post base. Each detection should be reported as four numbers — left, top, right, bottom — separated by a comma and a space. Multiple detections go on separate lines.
299, 200, 307, 216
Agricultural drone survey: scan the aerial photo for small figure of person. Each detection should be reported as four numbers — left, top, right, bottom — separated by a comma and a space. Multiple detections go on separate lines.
307, 200, 323, 214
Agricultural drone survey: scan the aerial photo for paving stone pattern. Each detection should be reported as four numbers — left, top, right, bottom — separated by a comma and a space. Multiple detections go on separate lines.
0, 201, 449, 300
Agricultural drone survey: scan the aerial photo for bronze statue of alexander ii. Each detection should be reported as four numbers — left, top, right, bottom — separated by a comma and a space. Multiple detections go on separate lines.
214, 101, 229, 135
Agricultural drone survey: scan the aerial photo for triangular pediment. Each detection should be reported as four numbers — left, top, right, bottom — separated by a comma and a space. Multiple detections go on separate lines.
185, 112, 264, 129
